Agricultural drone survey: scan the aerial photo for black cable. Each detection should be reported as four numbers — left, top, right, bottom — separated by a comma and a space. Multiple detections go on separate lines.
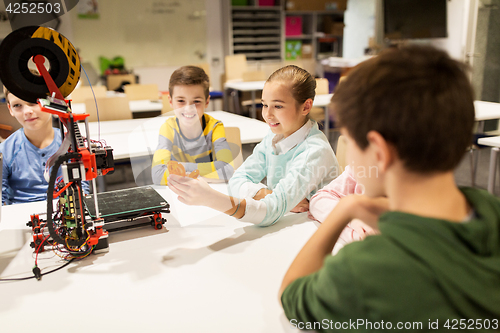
0, 258, 75, 282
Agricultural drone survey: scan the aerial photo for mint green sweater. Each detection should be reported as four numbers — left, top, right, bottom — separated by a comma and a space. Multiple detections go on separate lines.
282, 187, 500, 332
229, 121, 338, 226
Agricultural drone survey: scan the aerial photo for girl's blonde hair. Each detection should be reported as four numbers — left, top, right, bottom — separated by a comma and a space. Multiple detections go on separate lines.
266, 65, 316, 105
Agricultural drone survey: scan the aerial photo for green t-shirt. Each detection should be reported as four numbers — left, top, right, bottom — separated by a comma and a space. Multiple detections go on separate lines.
282, 187, 500, 332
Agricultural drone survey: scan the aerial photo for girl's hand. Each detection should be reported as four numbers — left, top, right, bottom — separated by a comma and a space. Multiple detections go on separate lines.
348, 218, 379, 240
167, 174, 215, 206
291, 198, 309, 213
331, 195, 389, 230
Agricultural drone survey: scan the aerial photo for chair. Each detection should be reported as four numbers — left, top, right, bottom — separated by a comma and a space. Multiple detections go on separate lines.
69, 86, 107, 103
315, 78, 330, 95
161, 93, 174, 115
84, 96, 132, 122
336, 135, 347, 173
224, 54, 248, 82
0, 124, 13, 141
106, 74, 136, 91
224, 127, 243, 171
242, 70, 266, 82
309, 78, 331, 124
124, 84, 160, 101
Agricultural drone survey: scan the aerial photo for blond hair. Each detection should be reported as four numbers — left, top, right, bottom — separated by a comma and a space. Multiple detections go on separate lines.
267, 65, 316, 105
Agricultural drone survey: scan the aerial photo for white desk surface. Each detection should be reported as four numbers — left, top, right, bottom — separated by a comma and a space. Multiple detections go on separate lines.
71, 99, 163, 114
0, 185, 317, 333
474, 100, 500, 121
79, 111, 269, 160
478, 135, 500, 147
313, 94, 333, 108
224, 80, 267, 91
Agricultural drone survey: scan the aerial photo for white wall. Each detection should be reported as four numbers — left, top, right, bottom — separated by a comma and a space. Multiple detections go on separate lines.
343, 0, 376, 59
428, 0, 468, 60
345, 0, 469, 61
205, 0, 225, 91
69, 0, 207, 73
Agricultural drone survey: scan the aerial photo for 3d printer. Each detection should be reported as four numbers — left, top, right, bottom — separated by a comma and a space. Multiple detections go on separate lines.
0, 27, 169, 277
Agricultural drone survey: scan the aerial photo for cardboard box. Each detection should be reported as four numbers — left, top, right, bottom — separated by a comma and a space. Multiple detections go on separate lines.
286, 16, 303, 36
301, 44, 313, 59
285, 40, 302, 60
324, 16, 345, 36
286, 0, 347, 11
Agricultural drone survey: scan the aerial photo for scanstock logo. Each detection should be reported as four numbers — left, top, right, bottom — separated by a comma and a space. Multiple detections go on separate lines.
2, 0, 79, 30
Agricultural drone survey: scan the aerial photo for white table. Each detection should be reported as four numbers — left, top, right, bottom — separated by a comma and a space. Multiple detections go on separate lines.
71, 99, 163, 115
474, 100, 500, 131
313, 94, 333, 139
0, 185, 318, 333
473, 101, 500, 193
477, 135, 500, 193
80, 111, 269, 161
224, 80, 266, 119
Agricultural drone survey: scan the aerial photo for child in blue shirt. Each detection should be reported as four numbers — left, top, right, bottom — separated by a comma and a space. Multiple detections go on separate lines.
1, 88, 88, 204
167, 65, 339, 226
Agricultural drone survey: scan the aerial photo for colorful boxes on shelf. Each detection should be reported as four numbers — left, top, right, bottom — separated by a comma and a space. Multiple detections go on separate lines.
258, 0, 276, 5
285, 40, 302, 60
232, 0, 248, 6
285, 16, 303, 36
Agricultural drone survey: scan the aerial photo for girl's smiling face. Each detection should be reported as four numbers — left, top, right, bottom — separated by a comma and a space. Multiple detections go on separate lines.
261, 81, 310, 138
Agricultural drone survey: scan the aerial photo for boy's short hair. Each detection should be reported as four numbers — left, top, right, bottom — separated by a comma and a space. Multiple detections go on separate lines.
332, 45, 475, 173
169, 66, 210, 100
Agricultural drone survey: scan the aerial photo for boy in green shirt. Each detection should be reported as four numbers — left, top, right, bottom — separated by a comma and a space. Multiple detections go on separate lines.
280, 45, 500, 331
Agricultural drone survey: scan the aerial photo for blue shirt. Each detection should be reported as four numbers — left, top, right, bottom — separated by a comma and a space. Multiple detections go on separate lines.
1, 128, 89, 205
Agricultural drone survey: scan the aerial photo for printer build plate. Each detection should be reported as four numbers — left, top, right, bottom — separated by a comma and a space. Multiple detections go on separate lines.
84, 186, 169, 231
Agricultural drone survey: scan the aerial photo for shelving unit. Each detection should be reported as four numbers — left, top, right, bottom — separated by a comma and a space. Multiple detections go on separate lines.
222, 0, 346, 70
228, 1, 284, 62
284, 10, 345, 60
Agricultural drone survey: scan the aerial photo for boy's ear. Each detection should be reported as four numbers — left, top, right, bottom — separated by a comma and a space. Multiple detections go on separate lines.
6, 103, 14, 117
366, 131, 395, 173
301, 98, 313, 116
205, 95, 210, 107
168, 93, 173, 107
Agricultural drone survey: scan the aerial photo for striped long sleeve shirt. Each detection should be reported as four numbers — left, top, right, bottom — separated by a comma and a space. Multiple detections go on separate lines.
151, 114, 234, 185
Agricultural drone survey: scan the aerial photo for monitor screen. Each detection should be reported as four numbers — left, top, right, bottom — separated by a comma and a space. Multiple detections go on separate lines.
384, 0, 447, 39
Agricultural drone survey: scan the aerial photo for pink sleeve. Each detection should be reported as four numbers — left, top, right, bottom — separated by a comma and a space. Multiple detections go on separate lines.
308, 165, 360, 222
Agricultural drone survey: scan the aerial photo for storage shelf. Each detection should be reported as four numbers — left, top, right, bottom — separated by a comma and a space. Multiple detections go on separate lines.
233, 44, 281, 51
233, 12, 280, 19
233, 36, 281, 43
232, 6, 283, 10
233, 21, 280, 27
285, 34, 314, 40
285, 10, 345, 15
230, 6, 282, 61
233, 29, 280, 35
284, 11, 344, 60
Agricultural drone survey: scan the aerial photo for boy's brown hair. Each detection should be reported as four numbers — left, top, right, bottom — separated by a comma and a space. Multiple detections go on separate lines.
168, 66, 210, 100
332, 45, 475, 173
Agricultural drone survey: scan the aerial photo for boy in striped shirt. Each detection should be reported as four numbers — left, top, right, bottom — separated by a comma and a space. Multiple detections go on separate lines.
152, 66, 234, 185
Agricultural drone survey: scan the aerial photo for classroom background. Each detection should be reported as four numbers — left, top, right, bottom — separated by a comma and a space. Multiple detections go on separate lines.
0, 0, 499, 194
